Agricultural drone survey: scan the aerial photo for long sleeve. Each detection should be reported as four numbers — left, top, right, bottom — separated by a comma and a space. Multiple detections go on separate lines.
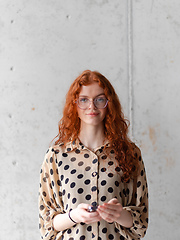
115, 146, 149, 239
39, 147, 64, 240
39, 140, 148, 240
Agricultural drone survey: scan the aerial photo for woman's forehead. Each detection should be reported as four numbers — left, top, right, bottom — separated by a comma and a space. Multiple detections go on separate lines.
79, 82, 104, 97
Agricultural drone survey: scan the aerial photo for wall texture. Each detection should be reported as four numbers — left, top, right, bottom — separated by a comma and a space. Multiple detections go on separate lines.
132, 1, 180, 239
0, 0, 180, 239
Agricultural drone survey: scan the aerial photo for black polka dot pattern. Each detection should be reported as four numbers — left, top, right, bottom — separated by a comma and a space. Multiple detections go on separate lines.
39, 139, 148, 240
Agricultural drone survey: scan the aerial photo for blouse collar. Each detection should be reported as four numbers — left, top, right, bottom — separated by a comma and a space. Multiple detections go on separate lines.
62, 138, 110, 154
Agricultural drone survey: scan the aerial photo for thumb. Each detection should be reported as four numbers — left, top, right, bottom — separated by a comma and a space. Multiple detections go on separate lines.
108, 198, 119, 204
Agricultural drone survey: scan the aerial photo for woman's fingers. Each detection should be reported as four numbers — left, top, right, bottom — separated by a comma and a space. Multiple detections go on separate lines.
80, 211, 101, 224
98, 203, 123, 215
97, 207, 114, 222
72, 203, 101, 224
107, 198, 119, 204
72, 199, 123, 224
97, 199, 123, 223
97, 205, 119, 217
77, 203, 91, 210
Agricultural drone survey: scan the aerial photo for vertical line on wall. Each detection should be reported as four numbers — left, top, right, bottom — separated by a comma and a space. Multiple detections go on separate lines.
127, 0, 133, 139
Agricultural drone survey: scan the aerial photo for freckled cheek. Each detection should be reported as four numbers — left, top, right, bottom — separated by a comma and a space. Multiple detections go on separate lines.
100, 109, 107, 120
77, 109, 86, 120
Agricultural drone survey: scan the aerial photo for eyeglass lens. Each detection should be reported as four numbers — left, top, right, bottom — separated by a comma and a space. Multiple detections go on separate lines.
77, 97, 108, 109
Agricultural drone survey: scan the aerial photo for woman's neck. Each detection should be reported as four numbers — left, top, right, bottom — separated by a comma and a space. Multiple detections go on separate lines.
78, 123, 105, 151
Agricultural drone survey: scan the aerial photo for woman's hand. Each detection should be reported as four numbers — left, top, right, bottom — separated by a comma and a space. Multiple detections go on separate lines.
71, 203, 102, 224
97, 198, 123, 223
97, 198, 133, 228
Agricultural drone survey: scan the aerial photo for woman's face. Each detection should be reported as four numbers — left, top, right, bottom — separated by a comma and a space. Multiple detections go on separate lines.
76, 82, 107, 127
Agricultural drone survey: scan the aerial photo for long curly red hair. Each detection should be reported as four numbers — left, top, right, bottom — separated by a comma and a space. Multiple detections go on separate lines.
54, 70, 139, 182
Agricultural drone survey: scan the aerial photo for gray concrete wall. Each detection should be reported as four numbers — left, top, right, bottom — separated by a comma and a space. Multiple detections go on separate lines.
0, 0, 179, 239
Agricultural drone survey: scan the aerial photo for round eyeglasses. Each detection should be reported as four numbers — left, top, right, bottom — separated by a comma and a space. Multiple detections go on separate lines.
76, 96, 108, 110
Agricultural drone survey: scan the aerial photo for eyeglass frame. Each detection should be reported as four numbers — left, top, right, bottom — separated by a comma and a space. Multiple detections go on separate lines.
75, 96, 109, 110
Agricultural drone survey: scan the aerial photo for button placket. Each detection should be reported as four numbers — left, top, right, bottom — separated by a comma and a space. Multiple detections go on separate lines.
91, 152, 99, 240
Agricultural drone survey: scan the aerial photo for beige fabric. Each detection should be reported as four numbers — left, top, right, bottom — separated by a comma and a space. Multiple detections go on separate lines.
39, 139, 148, 240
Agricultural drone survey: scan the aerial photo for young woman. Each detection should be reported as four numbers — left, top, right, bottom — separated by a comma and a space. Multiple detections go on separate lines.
39, 70, 148, 240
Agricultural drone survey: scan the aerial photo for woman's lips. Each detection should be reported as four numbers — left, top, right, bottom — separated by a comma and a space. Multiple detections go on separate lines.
87, 113, 99, 116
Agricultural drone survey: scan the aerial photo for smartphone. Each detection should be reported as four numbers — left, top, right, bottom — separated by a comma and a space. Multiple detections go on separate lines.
87, 205, 98, 212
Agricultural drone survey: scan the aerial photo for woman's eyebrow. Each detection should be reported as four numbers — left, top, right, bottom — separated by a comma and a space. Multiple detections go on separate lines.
79, 93, 105, 97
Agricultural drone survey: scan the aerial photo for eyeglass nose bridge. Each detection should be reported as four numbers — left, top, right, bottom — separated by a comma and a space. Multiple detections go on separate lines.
87, 99, 97, 109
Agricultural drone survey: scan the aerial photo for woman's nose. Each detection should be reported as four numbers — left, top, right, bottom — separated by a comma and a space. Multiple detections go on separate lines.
88, 100, 97, 109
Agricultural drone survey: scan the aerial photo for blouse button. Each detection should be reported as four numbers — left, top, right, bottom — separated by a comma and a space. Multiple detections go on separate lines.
92, 172, 97, 177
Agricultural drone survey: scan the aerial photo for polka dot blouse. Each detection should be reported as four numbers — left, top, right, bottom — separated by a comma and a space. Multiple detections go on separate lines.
39, 139, 148, 240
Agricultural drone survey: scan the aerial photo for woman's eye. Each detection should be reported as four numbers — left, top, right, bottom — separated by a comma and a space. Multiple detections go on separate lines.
96, 98, 105, 102
79, 98, 88, 103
